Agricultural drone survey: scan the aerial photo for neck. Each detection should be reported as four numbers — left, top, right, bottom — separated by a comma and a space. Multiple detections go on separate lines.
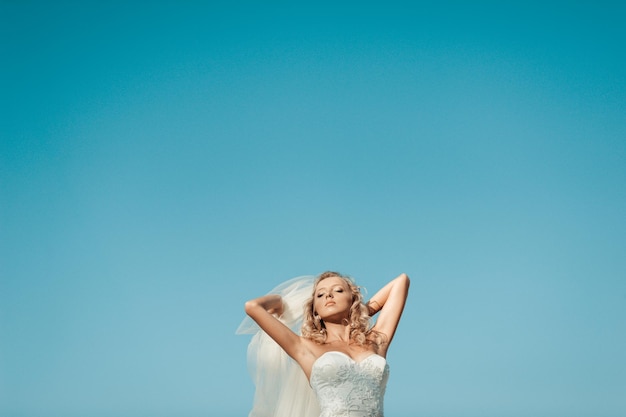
324, 322, 352, 344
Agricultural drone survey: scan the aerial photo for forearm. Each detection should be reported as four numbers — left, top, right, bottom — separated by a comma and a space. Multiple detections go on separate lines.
245, 294, 284, 317
367, 273, 410, 316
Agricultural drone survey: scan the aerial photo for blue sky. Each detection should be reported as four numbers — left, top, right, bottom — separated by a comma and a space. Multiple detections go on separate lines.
1, 2, 625, 417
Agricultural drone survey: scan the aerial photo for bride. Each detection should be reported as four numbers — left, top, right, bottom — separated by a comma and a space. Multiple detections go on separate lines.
239, 271, 410, 417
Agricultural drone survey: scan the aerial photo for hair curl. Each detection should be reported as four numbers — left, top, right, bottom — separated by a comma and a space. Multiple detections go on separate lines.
301, 271, 383, 347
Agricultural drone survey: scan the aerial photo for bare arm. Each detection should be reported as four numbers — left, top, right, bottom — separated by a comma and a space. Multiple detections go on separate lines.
367, 273, 410, 353
244, 294, 307, 362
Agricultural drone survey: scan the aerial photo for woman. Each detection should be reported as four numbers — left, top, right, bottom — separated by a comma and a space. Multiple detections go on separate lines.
238, 271, 410, 417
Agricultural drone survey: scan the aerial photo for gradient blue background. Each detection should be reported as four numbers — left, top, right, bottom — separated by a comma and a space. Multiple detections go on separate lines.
1, 2, 625, 416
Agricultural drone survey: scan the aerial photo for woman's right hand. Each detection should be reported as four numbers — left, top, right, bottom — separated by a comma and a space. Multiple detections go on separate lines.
267, 299, 284, 317
245, 294, 284, 317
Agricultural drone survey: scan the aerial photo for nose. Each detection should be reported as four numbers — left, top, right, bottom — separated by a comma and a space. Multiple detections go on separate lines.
326, 292, 333, 299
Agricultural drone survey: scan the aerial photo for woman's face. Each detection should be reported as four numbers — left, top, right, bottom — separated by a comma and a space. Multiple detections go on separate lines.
313, 276, 353, 320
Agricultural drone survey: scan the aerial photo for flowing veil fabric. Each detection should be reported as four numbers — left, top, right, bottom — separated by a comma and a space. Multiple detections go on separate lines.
236, 276, 320, 417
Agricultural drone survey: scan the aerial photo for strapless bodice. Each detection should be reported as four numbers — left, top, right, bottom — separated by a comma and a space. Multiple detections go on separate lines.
309, 351, 389, 417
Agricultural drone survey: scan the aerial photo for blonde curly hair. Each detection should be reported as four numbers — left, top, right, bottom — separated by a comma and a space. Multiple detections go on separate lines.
301, 271, 383, 347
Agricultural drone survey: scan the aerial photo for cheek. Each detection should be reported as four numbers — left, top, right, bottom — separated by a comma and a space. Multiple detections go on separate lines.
348, 294, 357, 305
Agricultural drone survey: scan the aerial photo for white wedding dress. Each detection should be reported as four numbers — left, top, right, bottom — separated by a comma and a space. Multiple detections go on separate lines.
237, 276, 389, 417
311, 351, 389, 417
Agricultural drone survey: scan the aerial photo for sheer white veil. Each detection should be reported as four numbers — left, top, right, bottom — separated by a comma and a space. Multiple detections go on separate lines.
236, 276, 320, 417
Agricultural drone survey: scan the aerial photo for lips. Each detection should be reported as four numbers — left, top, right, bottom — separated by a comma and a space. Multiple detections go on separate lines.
325, 301, 336, 307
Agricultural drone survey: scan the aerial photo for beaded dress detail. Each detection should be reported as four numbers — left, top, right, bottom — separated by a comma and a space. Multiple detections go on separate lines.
310, 351, 389, 417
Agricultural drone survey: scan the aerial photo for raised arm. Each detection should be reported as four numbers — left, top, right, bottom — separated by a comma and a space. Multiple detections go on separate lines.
367, 273, 410, 354
244, 294, 306, 361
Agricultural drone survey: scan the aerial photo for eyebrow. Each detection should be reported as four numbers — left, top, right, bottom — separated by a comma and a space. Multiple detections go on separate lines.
316, 284, 344, 292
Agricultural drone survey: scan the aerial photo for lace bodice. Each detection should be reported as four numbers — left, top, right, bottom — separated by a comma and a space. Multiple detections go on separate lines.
310, 351, 389, 417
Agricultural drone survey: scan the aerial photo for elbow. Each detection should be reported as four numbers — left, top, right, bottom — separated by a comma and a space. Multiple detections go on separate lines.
399, 273, 411, 288
244, 300, 258, 315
